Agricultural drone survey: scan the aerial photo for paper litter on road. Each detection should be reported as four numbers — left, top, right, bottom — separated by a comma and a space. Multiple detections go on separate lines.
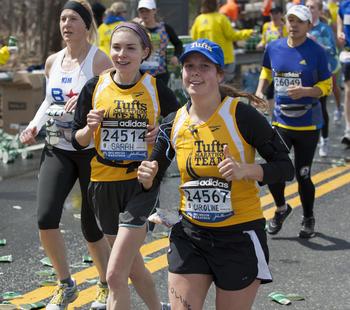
35, 268, 55, 277
1, 292, 23, 300
82, 255, 93, 263
19, 301, 46, 310
0, 255, 12, 263
39, 279, 57, 287
268, 292, 291, 305
39, 257, 52, 267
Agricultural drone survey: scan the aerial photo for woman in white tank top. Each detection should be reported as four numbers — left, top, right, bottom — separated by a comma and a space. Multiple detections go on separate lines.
20, 1, 112, 309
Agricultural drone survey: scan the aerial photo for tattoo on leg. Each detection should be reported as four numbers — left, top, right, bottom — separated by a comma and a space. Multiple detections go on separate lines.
170, 287, 192, 309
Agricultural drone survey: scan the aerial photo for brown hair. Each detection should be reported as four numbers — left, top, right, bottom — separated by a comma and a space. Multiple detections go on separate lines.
107, 2, 127, 16
200, 0, 218, 13
219, 84, 268, 112
110, 21, 153, 60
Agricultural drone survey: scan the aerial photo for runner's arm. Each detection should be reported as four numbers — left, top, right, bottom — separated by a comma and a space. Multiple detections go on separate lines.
25, 53, 58, 132
146, 112, 176, 188
71, 77, 99, 149
235, 102, 294, 185
165, 24, 183, 58
256, 67, 272, 98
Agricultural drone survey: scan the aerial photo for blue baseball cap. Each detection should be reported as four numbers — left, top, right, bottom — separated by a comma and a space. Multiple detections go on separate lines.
179, 39, 224, 69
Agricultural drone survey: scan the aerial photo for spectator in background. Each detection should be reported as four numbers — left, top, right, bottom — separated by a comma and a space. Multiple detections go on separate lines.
257, 7, 287, 49
327, 0, 339, 32
337, 0, 350, 147
92, 2, 106, 27
256, 6, 287, 114
191, 0, 254, 83
0, 36, 18, 66
323, 1, 343, 126
286, 0, 296, 12
306, 0, 342, 157
219, 0, 239, 23
0, 45, 12, 65
136, 0, 183, 85
98, 2, 127, 56
261, 0, 273, 23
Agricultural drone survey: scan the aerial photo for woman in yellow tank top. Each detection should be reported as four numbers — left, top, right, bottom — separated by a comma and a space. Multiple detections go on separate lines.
138, 39, 294, 309
73, 21, 179, 309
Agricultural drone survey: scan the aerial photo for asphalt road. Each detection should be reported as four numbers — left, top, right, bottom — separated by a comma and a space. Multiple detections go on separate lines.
0, 108, 349, 310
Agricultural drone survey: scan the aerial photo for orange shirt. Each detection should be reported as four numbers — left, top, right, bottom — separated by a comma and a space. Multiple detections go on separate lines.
262, 0, 273, 16
219, 0, 239, 21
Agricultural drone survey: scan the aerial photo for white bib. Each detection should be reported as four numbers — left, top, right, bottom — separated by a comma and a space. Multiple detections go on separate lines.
274, 72, 302, 97
100, 119, 147, 161
180, 177, 233, 223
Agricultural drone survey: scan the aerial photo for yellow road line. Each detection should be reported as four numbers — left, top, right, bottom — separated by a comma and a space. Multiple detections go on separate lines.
67, 169, 350, 309
263, 170, 350, 220
260, 164, 350, 206
140, 237, 169, 256
10, 239, 169, 306
9, 165, 349, 306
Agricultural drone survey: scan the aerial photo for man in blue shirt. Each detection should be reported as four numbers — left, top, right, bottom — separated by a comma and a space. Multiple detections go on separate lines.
256, 5, 332, 238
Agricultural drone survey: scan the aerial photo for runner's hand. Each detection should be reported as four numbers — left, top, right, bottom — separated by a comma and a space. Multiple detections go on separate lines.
218, 145, 246, 181
255, 90, 265, 100
87, 109, 105, 131
137, 160, 158, 190
64, 95, 78, 113
145, 124, 159, 145
20, 127, 37, 145
287, 85, 306, 100
338, 32, 345, 45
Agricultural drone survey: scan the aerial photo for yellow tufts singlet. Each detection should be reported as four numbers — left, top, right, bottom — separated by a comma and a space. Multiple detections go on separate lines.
90, 72, 161, 182
171, 97, 263, 228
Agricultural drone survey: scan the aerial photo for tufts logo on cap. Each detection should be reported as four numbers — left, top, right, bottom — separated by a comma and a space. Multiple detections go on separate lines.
191, 41, 213, 52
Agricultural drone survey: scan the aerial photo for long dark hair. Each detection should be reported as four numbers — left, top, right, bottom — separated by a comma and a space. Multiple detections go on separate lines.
219, 84, 268, 112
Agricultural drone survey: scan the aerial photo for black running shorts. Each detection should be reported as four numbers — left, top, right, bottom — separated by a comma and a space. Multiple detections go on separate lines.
342, 62, 350, 82
168, 219, 272, 291
88, 179, 159, 235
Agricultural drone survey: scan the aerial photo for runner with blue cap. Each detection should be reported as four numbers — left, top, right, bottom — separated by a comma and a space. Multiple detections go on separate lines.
179, 39, 224, 68
137, 39, 294, 309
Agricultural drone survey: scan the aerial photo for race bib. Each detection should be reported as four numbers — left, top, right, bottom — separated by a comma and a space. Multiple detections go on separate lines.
100, 118, 147, 161
339, 50, 350, 63
274, 73, 302, 97
180, 177, 232, 223
55, 120, 73, 142
140, 53, 161, 71
46, 102, 74, 124
344, 14, 350, 25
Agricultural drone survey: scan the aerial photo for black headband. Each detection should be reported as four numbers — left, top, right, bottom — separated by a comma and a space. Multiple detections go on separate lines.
62, 1, 92, 30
